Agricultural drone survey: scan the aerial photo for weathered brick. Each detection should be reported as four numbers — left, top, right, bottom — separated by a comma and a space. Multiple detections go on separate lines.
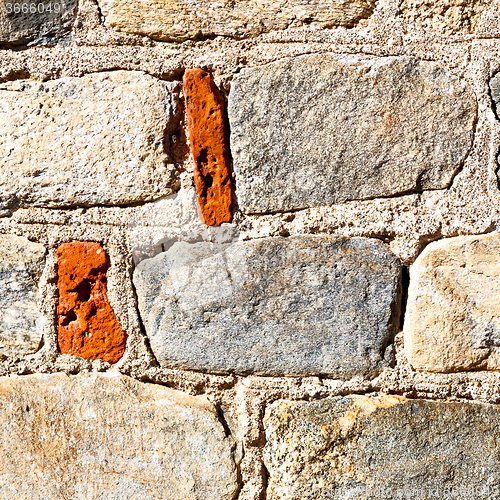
57, 242, 126, 363
184, 69, 232, 226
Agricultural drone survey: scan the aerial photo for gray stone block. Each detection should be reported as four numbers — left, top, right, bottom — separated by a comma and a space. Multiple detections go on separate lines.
133, 235, 402, 378
265, 395, 500, 499
0, 71, 180, 212
0, 0, 77, 46
228, 53, 477, 214
0, 234, 46, 358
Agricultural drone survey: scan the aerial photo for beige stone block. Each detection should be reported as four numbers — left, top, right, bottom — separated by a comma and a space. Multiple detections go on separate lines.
0, 372, 239, 499
405, 234, 500, 372
0, 71, 180, 212
97, 0, 377, 41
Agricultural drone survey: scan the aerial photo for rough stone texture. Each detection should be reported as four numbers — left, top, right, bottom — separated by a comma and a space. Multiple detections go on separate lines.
0, 0, 77, 46
264, 395, 500, 500
133, 235, 401, 377
97, 0, 377, 42
184, 69, 233, 226
228, 53, 477, 214
401, 0, 491, 35
0, 71, 180, 212
405, 234, 500, 373
57, 242, 127, 363
0, 234, 45, 358
0, 372, 239, 500
490, 71, 500, 118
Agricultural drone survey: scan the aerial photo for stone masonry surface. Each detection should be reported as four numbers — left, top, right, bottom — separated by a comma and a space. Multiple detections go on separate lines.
405, 233, 500, 373
0, 71, 180, 214
0, 372, 239, 500
133, 235, 402, 378
0, 234, 45, 359
264, 395, 500, 500
2, 0, 500, 498
229, 53, 477, 214
57, 242, 127, 363
0, 0, 77, 47
184, 68, 233, 226
96, 0, 377, 42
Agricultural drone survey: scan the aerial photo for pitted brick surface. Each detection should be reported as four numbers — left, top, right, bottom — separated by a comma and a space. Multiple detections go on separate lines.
184, 68, 233, 226
57, 242, 126, 363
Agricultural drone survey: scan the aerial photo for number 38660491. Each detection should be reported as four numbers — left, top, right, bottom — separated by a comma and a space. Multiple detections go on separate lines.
5, 3, 62, 13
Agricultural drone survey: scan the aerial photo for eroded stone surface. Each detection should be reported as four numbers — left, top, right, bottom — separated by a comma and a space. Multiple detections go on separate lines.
228, 54, 477, 214
405, 234, 500, 373
0, 234, 45, 358
184, 69, 232, 226
490, 71, 500, 117
0, 71, 180, 212
57, 242, 127, 363
264, 395, 500, 500
0, 372, 239, 500
0, 0, 77, 46
133, 235, 401, 377
97, 0, 377, 42
401, 0, 491, 34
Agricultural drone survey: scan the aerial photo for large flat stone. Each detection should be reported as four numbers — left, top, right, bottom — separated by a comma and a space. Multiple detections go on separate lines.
228, 54, 477, 214
405, 234, 500, 372
97, 0, 376, 42
264, 395, 500, 500
0, 71, 180, 212
0, 0, 77, 46
0, 372, 239, 500
0, 234, 46, 358
133, 236, 402, 378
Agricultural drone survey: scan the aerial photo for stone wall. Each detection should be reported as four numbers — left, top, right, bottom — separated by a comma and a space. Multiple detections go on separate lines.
2, 0, 500, 498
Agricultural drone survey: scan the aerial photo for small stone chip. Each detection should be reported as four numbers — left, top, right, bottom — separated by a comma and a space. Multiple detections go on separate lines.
57, 242, 127, 363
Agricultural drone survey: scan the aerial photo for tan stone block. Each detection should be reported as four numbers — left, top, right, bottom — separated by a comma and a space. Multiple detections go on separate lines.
405, 234, 500, 372
97, 0, 377, 41
0, 71, 180, 212
0, 372, 239, 499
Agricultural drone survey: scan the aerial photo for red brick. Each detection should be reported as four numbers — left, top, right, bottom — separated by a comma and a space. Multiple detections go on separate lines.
183, 68, 233, 226
56, 242, 127, 363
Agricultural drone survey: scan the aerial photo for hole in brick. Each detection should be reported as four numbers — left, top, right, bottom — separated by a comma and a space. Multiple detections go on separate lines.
75, 279, 93, 302
60, 309, 77, 327
205, 174, 213, 188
